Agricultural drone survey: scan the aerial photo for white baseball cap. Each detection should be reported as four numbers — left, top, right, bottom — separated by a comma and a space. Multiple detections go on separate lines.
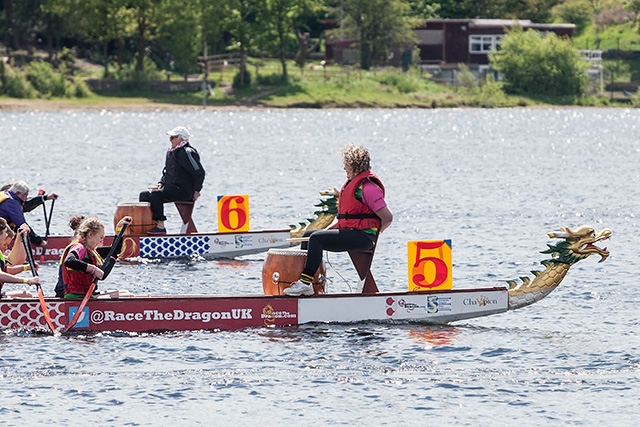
166, 126, 190, 139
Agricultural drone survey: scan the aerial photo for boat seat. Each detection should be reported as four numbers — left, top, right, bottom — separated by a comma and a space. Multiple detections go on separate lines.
174, 201, 197, 234
348, 245, 378, 294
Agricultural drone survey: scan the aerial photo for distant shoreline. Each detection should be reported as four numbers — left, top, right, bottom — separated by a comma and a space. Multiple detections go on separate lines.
0, 98, 262, 112
0, 97, 627, 111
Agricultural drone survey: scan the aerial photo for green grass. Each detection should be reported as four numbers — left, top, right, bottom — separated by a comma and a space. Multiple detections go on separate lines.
573, 21, 640, 51
1, 57, 636, 109
571, 22, 640, 83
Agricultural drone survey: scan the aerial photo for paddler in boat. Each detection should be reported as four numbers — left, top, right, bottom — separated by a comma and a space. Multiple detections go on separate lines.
61, 216, 132, 299
139, 126, 206, 235
54, 214, 85, 297
0, 218, 40, 298
0, 181, 58, 247
285, 143, 393, 297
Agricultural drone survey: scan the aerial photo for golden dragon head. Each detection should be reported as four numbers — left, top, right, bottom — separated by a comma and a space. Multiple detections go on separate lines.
544, 225, 611, 264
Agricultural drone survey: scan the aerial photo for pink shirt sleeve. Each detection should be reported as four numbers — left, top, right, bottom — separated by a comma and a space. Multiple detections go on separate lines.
69, 243, 87, 259
361, 180, 387, 212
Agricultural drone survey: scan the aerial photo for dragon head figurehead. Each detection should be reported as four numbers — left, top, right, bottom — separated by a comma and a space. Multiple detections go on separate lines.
507, 225, 611, 311
543, 225, 611, 264
290, 188, 339, 239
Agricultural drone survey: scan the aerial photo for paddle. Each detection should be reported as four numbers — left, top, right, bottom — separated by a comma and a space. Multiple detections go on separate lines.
21, 232, 55, 333
62, 220, 130, 333
44, 198, 55, 238
40, 198, 55, 263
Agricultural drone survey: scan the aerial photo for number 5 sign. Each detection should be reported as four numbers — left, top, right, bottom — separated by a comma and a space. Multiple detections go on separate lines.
407, 240, 452, 291
217, 195, 250, 233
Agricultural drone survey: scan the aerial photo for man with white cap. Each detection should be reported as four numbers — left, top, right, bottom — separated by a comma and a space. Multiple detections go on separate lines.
139, 126, 206, 235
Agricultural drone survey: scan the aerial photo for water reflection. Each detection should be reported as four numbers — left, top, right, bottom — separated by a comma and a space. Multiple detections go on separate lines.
408, 325, 458, 346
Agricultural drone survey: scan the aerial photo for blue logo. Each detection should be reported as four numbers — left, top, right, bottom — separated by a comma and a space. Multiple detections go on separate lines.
68, 306, 90, 328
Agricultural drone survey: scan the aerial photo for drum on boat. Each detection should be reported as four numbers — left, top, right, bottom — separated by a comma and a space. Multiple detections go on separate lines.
262, 248, 325, 296
114, 202, 155, 235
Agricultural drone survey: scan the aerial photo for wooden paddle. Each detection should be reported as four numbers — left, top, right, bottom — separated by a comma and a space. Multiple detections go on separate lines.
61, 220, 130, 333
21, 232, 55, 333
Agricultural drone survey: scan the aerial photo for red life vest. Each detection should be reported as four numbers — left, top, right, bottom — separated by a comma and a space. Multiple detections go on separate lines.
337, 170, 385, 231
62, 243, 101, 295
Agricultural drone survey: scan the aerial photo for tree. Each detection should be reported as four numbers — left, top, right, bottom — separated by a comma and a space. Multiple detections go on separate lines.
153, 0, 201, 77
340, 0, 417, 70
406, 0, 440, 19
255, 0, 296, 79
127, 0, 170, 73
418, 0, 561, 21
44, 0, 131, 77
553, 0, 593, 36
489, 26, 590, 97
255, 0, 325, 79
225, 0, 259, 86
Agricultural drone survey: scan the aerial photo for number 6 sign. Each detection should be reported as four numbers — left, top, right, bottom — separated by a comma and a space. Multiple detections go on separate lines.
407, 240, 452, 291
217, 195, 250, 233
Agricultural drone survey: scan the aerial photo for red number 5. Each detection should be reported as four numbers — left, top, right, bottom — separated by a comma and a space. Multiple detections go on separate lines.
409, 240, 452, 290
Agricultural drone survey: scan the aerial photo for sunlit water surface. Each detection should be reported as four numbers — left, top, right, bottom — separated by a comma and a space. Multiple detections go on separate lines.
0, 108, 638, 425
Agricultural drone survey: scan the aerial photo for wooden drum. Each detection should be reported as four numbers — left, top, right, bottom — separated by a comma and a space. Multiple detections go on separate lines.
261, 248, 325, 296
114, 202, 155, 235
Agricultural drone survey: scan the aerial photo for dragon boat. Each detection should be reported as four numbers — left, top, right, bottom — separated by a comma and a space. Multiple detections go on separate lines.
38, 229, 292, 261
31, 191, 339, 262
0, 225, 611, 334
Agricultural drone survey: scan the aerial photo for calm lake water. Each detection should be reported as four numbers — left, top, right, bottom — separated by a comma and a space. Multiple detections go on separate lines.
0, 108, 638, 425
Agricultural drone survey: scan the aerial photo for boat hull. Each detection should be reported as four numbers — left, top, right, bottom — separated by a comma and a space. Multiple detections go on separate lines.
33, 229, 292, 261
0, 287, 508, 333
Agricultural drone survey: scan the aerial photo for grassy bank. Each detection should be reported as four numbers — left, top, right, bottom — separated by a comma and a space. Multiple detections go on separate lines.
0, 59, 635, 110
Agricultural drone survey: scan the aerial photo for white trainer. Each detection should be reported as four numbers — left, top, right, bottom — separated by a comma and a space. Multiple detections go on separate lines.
284, 281, 314, 297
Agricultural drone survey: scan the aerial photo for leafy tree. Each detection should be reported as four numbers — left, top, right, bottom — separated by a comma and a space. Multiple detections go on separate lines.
418, 0, 560, 21
128, 0, 170, 73
340, 0, 417, 70
489, 26, 590, 97
553, 0, 593, 36
200, 0, 230, 56
406, 0, 440, 18
44, 0, 131, 77
255, 0, 298, 80
153, 0, 201, 77
225, 0, 259, 86
2, 0, 71, 56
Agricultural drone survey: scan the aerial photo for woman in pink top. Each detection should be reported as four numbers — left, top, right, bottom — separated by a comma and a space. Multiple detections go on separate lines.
285, 143, 393, 297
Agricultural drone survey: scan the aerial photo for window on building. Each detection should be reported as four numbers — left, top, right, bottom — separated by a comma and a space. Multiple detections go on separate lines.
469, 35, 503, 53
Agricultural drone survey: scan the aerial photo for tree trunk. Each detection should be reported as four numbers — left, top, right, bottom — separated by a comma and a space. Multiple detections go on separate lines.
279, 31, 287, 80
117, 39, 124, 71
239, 44, 246, 86
360, 40, 371, 70
4, 0, 18, 52
103, 41, 110, 78
136, 17, 147, 72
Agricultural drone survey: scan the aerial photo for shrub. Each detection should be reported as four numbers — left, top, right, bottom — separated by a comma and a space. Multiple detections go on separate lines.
4, 73, 36, 98
456, 64, 478, 91
25, 61, 56, 96
489, 27, 590, 97
256, 73, 288, 86
73, 77, 92, 98
232, 68, 252, 88
375, 72, 422, 93
51, 64, 74, 97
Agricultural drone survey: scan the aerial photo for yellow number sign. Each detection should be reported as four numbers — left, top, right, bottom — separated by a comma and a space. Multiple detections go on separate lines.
217, 195, 250, 233
407, 240, 452, 291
